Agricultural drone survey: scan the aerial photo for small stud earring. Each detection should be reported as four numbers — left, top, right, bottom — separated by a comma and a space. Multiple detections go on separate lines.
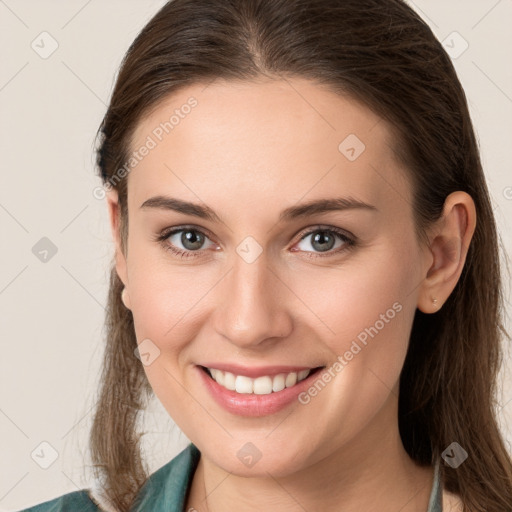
432, 297, 438, 308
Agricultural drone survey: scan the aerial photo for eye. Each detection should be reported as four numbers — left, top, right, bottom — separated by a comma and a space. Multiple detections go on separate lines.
292, 226, 355, 257
156, 226, 218, 258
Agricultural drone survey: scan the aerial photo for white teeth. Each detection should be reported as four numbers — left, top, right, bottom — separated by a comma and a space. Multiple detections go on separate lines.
214, 369, 225, 386
285, 372, 297, 388
207, 367, 312, 395
253, 376, 273, 395
272, 374, 286, 392
235, 375, 253, 394
223, 371, 236, 391
298, 369, 310, 380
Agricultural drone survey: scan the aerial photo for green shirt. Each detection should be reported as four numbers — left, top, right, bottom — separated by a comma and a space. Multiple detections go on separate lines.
15, 443, 442, 511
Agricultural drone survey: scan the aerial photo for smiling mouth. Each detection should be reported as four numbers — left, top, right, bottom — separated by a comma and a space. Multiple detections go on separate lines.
200, 365, 324, 395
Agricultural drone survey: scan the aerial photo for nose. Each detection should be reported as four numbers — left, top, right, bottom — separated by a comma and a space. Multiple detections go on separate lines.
212, 252, 293, 349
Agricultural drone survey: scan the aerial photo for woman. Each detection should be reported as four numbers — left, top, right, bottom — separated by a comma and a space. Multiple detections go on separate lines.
17, 0, 512, 511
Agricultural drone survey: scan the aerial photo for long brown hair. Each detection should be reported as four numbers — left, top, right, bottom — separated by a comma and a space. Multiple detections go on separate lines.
90, 1, 512, 510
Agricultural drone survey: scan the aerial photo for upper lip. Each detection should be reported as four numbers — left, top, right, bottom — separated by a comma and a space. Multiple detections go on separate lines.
199, 363, 323, 379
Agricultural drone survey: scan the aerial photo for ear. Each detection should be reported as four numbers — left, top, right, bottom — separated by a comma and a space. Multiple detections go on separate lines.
417, 191, 476, 313
106, 189, 130, 308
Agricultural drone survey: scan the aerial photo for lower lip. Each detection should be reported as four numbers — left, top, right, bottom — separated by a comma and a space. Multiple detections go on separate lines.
196, 365, 322, 417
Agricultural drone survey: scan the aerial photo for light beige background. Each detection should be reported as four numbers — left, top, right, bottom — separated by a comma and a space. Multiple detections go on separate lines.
0, 0, 511, 509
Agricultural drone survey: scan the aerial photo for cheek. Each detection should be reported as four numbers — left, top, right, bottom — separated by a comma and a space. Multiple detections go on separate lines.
124, 222, 213, 339
292, 242, 420, 424
293, 242, 419, 351
125, 250, 216, 424
287, 249, 419, 450
127, 262, 214, 349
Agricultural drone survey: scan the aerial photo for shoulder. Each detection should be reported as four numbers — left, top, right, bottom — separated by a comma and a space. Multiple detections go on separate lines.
442, 488, 464, 511
13, 489, 100, 512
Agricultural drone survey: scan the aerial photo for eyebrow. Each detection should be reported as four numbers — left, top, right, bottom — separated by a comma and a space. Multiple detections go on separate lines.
139, 195, 378, 223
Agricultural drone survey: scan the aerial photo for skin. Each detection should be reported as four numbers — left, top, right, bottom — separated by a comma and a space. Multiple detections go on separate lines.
106, 78, 474, 511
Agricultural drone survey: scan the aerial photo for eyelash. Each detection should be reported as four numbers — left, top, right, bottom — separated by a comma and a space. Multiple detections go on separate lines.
154, 225, 356, 260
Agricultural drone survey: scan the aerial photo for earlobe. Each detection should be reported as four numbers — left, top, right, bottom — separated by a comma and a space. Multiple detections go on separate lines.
417, 191, 476, 314
106, 189, 129, 289
121, 286, 131, 310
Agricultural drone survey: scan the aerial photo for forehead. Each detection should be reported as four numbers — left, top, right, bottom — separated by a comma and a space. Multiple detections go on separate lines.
127, 78, 410, 219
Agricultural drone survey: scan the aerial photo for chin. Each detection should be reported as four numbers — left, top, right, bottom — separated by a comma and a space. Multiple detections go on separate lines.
201, 436, 315, 478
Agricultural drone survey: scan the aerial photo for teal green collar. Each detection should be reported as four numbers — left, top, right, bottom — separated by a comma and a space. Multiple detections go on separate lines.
427, 456, 443, 512
129, 442, 201, 511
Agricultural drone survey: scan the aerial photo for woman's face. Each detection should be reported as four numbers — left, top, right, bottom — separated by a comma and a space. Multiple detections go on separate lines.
111, 78, 431, 476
